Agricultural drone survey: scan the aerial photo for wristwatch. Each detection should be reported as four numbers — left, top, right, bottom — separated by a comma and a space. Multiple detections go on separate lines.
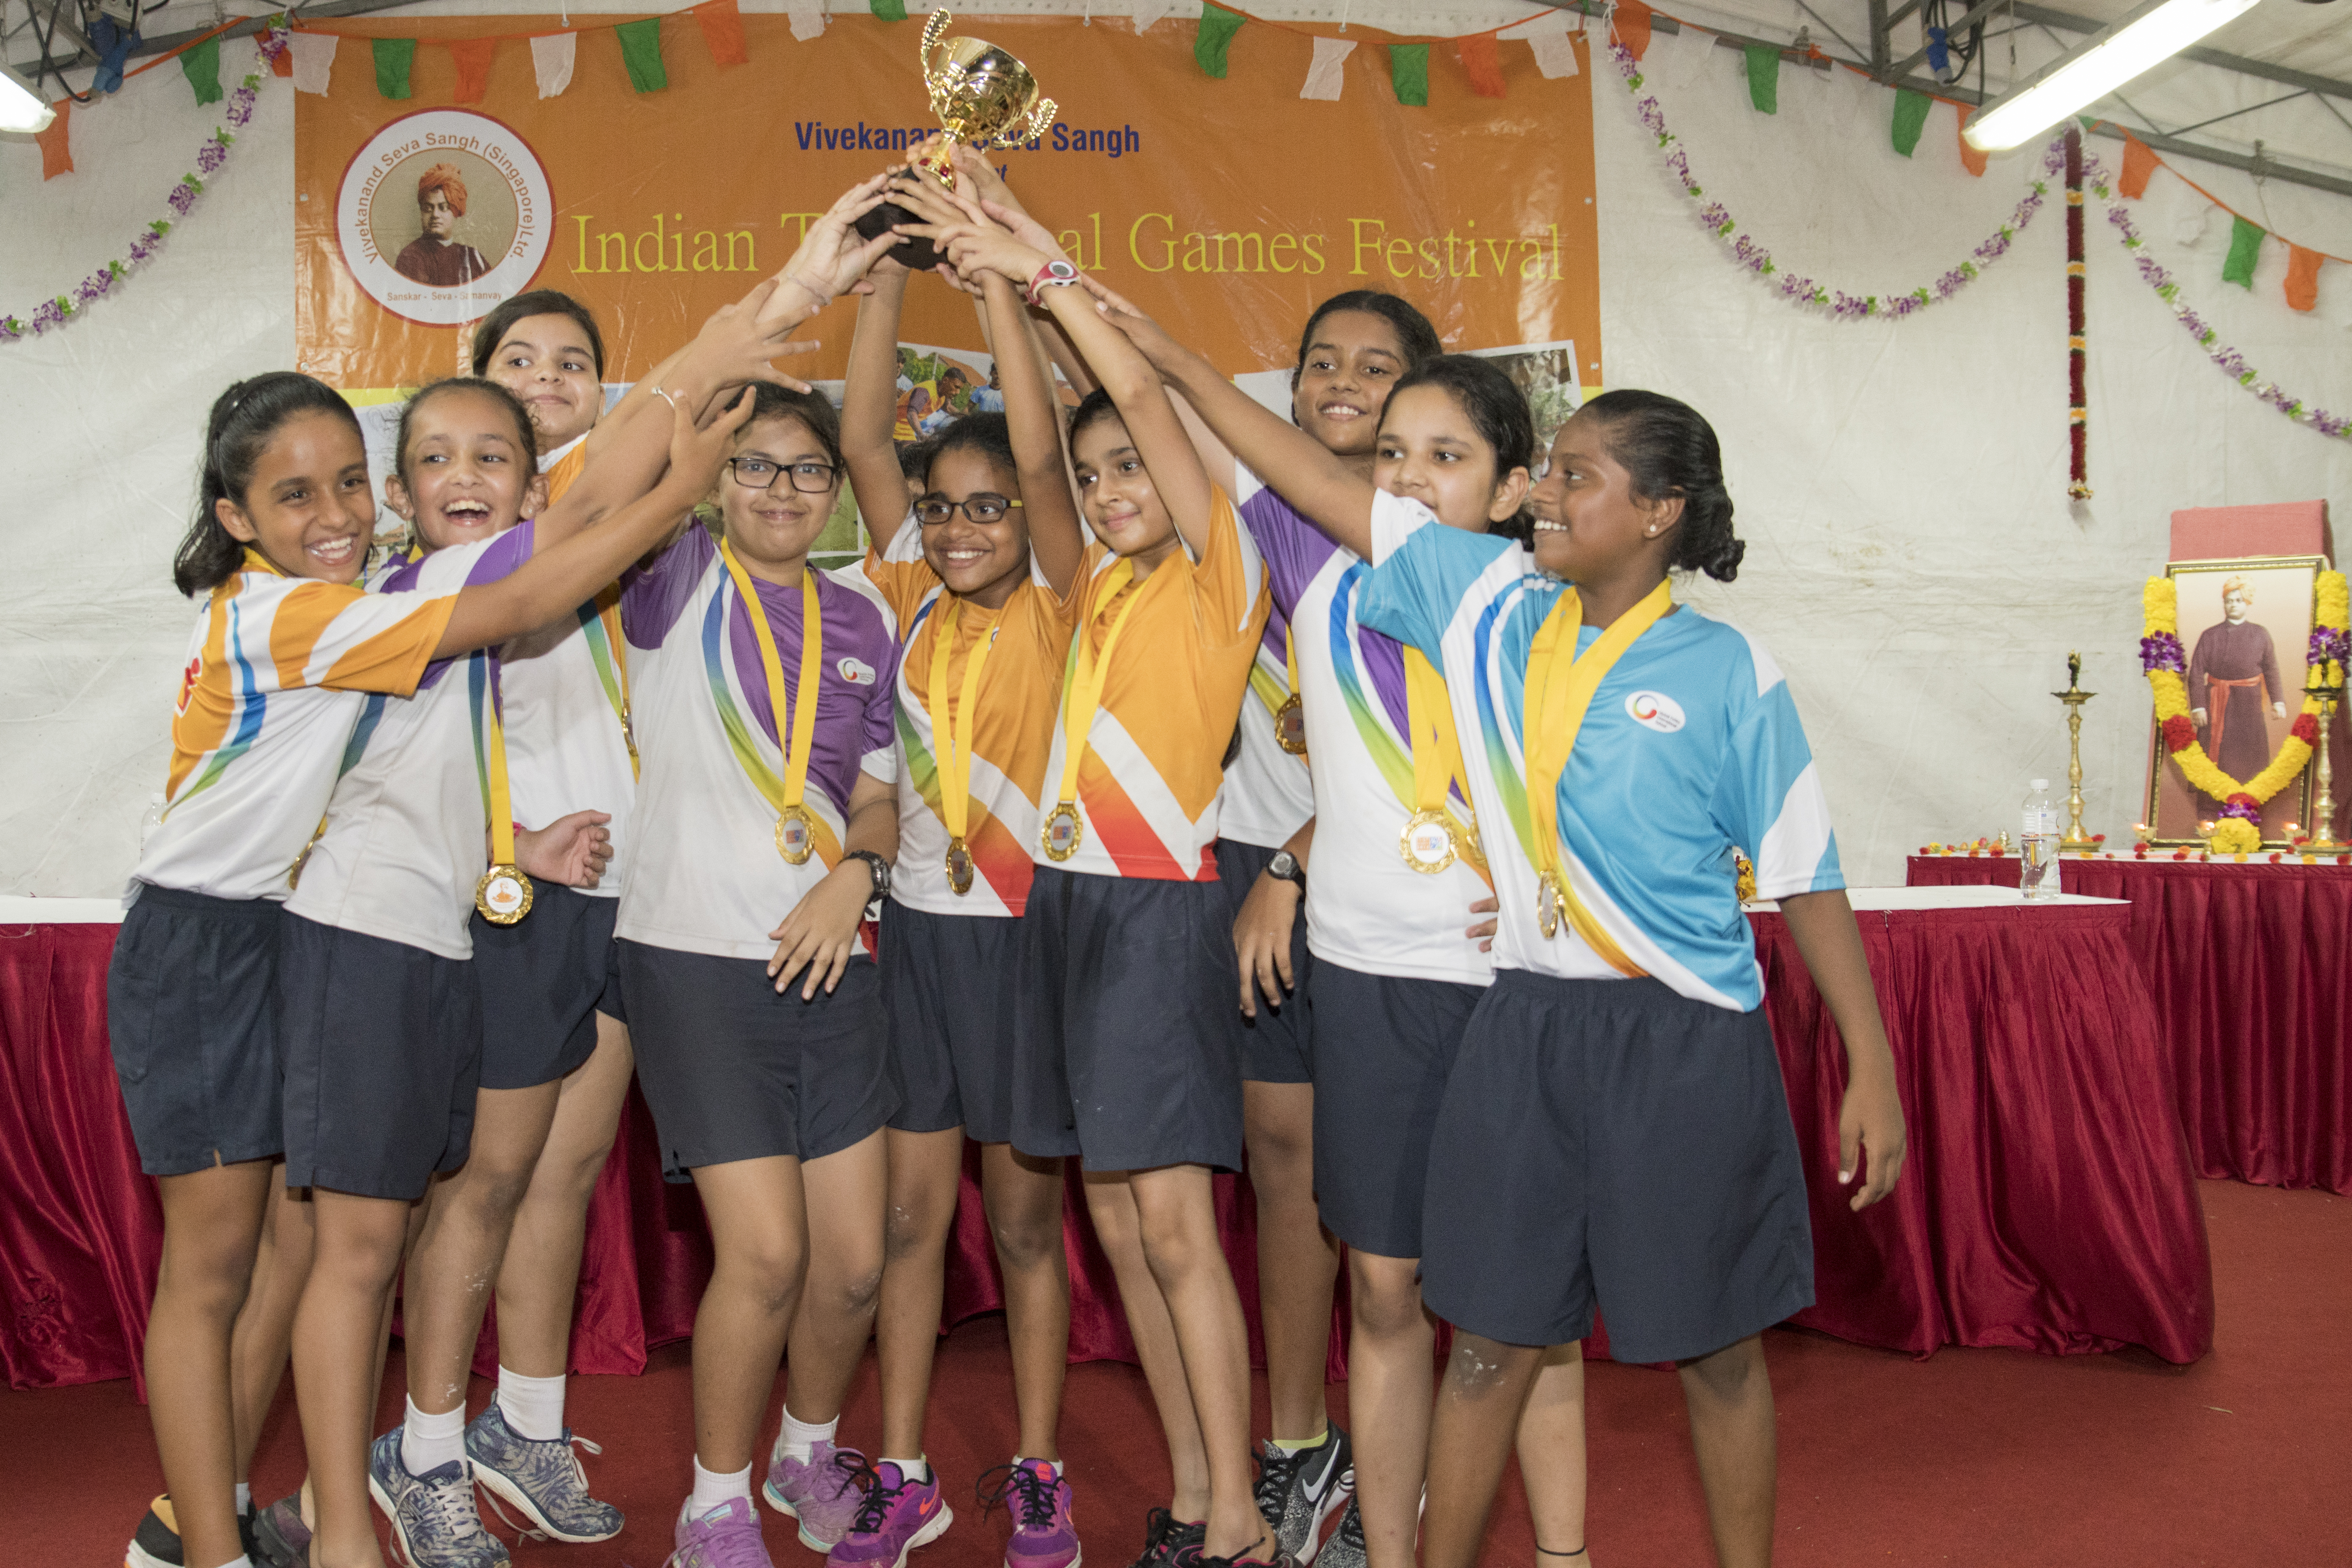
1266, 849, 1306, 895
842, 849, 893, 903
1026, 259, 1081, 307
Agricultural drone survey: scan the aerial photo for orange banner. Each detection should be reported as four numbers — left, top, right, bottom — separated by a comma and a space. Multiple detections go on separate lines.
295, 12, 1600, 389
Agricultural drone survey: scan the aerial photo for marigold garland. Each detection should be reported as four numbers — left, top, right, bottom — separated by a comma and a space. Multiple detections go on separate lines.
2143, 571, 2349, 855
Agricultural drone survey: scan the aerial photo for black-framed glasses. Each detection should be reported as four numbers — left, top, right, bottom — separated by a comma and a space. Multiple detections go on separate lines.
728, 457, 838, 493
915, 495, 1024, 526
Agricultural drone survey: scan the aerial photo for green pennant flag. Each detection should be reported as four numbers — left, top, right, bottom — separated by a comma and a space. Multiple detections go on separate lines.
179, 36, 223, 105
1390, 44, 1429, 106
1195, 4, 1242, 79
372, 37, 414, 100
1891, 88, 1931, 157
869, 0, 908, 19
2221, 215, 2265, 289
617, 18, 667, 92
1744, 44, 1779, 114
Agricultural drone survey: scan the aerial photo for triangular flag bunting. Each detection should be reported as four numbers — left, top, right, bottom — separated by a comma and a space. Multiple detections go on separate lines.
1195, 4, 1241, 78
373, 37, 415, 100
2284, 245, 2321, 313
1957, 107, 1987, 177
289, 30, 338, 94
1300, 35, 1353, 101
180, 36, 223, 104
2118, 133, 2159, 199
786, 2, 825, 42
1131, 0, 1175, 32
616, 17, 667, 92
1459, 34, 1506, 98
695, 0, 749, 67
871, 0, 908, 20
530, 32, 576, 96
1613, 0, 1653, 62
2221, 215, 2264, 289
1524, 27, 1578, 79
268, 33, 292, 76
1391, 44, 1429, 106
1743, 44, 1778, 114
36, 98, 72, 180
1891, 88, 1930, 156
449, 38, 497, 103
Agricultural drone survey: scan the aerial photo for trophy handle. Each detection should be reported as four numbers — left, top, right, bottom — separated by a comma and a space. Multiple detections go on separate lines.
921, 8, 950, 57
999, 97, 1057, 149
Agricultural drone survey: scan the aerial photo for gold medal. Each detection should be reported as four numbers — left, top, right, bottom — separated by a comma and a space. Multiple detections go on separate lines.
1536, 872, 1563, 940
720, 541, 836, 873
929, 597, 1002, 898
945, 836, 975, 894
286, 816, 326, 890
776, 803, 817, 864
476, 863, 534, 925
1399, 808, 1459, 874
1274, 692, 1307, 756
1043, 558, 1153, 865
1042, 802, 1083, 861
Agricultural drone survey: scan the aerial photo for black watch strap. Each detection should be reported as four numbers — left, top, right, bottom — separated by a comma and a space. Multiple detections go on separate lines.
843, 849, 891, 900
1267, 849, 1306, 890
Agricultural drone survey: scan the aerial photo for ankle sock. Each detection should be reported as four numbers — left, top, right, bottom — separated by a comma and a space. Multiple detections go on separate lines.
883, 1455, 930, 1484
233, 1482, 250, 1515
211, 1557, 255, 1568
1270, 1423, 1330, 1452
689, 1457, 752, 1516
777, 1406, 837, 1464
402, 1396, 468, 1476
496, 1365, 567, 1443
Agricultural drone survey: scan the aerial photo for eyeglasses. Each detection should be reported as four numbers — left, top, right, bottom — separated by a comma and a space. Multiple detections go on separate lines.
915, 495, 1024, 526
728, 457, 838, 493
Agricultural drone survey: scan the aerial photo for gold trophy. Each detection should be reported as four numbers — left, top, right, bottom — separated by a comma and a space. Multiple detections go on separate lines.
855, 9, 1058, 270
2055, 651, 2099, 852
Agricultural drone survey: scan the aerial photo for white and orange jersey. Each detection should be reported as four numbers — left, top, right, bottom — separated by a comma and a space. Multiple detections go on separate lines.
853, 517, 1079, 917
1039, 487, 1271, 881
132, 550, 460, 904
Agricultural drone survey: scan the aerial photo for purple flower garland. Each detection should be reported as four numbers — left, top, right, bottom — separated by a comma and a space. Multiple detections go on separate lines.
2, 23, 288, 343
2139, 630, 2186, 675
1608, 38, 2059, 321
2083, 152, 2352, 444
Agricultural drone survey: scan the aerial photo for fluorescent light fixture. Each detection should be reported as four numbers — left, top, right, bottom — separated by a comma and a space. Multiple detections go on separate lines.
1963, 0, 2262, 153
3, 60, 56, 134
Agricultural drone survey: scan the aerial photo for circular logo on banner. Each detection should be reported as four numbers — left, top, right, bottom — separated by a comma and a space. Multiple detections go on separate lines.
1625, 691, 1686, 733
337, 110, 550, 327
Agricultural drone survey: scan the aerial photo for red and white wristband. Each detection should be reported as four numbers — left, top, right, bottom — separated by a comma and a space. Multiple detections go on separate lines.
1026, 259, 1081, 307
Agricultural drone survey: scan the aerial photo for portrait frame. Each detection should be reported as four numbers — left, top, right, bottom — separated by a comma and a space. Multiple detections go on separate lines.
2143, 553, 2325, 847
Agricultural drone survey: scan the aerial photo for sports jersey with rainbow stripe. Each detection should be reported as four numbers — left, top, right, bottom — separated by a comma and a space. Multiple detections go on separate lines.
1356, 493, 1841, 1010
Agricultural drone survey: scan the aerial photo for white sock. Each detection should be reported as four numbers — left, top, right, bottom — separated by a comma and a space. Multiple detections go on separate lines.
689, 1457, 753, 1516
233, 1482, 250, 1515
883, 1455, 929, 1484
211, 1557, 255, 1568
402, 1396, 468, 1476
496, 1366, 567, 1443
776, 1406, 838, 1464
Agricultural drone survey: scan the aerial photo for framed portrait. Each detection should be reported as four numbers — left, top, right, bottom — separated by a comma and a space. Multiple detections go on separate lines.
2144, 555, 2325, 847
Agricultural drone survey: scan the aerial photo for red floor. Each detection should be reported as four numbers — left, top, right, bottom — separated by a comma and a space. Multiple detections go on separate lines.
5, 1179, 2344, 1567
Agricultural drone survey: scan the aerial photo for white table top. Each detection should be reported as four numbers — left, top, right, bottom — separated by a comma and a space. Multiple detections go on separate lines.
0, 896, 127, 924
1747, 885, 2126, 913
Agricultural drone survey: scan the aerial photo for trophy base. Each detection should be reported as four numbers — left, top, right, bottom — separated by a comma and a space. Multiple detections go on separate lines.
855, 201, 943, 273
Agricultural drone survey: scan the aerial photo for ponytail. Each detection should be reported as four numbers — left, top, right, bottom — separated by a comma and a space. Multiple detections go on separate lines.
173, 373, 362, 597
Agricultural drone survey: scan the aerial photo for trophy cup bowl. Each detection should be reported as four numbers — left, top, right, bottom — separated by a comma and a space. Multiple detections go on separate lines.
855, 9, 1059, 271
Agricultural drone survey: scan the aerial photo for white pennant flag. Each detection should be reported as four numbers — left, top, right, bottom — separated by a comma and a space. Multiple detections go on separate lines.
1130, 0, 1174, 33
787, 1, 826, 41
1526, 30, 1579, 78
531, 32, 576, 98
288, 30, 338, 95
1300, 35, 1354, 100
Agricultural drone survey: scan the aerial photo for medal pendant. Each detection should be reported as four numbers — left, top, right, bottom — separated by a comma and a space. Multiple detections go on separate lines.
476, 863, 534, 925
776, 805, 817, 865
1536, 873, 1563, 940
1399, 809, 1459, 875
945, 836, 975, 896
1275, 693, 1308, 756
1042, 802, 1083, 862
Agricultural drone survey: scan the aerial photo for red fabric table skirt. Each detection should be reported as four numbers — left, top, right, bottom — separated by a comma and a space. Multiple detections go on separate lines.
1909, 855, 2352, 1193
3, 901, 2213, 1390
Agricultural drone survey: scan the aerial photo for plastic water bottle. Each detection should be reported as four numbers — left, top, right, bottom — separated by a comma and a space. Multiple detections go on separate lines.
2020, 779, 2060, 900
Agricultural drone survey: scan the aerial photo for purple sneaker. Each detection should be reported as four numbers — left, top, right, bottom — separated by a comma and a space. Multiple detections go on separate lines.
979, 1459, 1082, 1568
825, 1462, 953, 1568
762, 1437, 874, 1550
673, 1495, 773, 1568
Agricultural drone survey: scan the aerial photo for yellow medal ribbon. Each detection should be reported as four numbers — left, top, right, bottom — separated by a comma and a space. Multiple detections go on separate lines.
1523, 578, 1674, 969
474, 658, 534, 924
1274, 629, 1307, 756
1399, 648, 1489, 885
719, 540, 825, 865
927, 594, 1002, 895
597, 593, 640, 780
1042, 558, 1152, 862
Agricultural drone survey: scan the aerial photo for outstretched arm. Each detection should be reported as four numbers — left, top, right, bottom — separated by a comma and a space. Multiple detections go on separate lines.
979, 267, 1085, 597
842, 263, 915, 539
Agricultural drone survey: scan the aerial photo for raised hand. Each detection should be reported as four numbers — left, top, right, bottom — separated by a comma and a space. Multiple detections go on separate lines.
678, 280, 824, 399
768, 173, 904, 319
666, 384, 760, 495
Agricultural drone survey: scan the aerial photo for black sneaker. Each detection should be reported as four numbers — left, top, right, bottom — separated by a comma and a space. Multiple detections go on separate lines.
125, 1495, 264, 1568
1252, 1426, 1354, 1565
250, 1493, 312, 1568
1175, 1531, 1303, 1568
1314, 1499, 1367, 1568
1128, 1506, 1208, 1568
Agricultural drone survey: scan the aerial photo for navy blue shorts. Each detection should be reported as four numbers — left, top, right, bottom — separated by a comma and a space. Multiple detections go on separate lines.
106, 885, 286, 1176
1211, 838, 1314, 1084
1309, 961, 1484, 1260
618, 941, 896, 1180
471, 884, 624, 1091
1011, 866, 1243, 1173
1419, 971, 1813, 1364
879, 901, 1023, 1143
279, 914, 482, 1201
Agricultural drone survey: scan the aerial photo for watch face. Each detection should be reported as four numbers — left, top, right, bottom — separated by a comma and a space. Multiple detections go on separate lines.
1270, 852, 1296, 879
1048, 261, 1078, 280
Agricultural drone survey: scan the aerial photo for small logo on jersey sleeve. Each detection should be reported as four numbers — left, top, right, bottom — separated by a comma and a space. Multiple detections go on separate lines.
838, 656, 878, 686
1625, 691, 1685, 733
176, 655, 203, 715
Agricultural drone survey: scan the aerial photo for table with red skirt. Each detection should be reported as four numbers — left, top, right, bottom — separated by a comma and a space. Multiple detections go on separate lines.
0, 885, 2213, 1394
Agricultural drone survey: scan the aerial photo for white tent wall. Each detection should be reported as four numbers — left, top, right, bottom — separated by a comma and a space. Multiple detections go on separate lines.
2, 9, 2349, 896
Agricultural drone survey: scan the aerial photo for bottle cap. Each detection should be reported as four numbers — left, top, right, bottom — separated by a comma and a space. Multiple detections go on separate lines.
2030, 779, 2049, 790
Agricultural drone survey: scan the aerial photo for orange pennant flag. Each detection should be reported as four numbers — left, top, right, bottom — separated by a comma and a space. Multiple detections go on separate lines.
36, 98, 71, 180
449, 38, 497, 102
694, 0, 749, 67
1458, 33, 1507, 98
1613, 0, 1653, 61
1957, 107, 1987, 178
2118, 133, 2159, 199
2284, 245, 2322, 313
269, 44, 293, 76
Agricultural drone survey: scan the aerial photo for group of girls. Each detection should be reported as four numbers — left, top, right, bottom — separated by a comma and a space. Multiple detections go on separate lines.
109, 136, 1908, 1568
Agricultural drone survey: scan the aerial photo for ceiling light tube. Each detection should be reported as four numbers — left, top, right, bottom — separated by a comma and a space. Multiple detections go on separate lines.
3, 60, 57, 134
1962, 0, 2262, 153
